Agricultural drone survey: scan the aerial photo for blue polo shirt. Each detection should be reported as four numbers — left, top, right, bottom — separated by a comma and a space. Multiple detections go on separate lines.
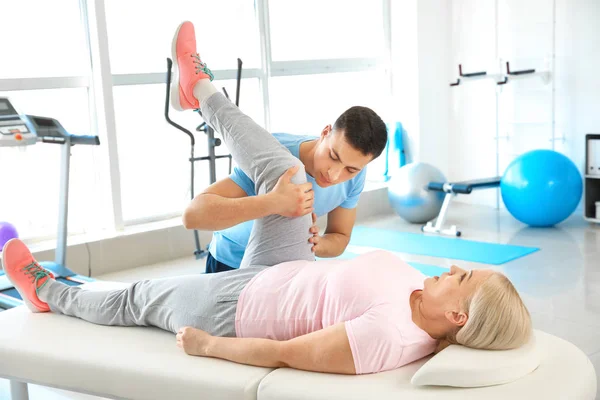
208, 133, 366, 269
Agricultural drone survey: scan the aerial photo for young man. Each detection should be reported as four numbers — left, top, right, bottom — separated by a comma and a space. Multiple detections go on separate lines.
183, 78, 388, 274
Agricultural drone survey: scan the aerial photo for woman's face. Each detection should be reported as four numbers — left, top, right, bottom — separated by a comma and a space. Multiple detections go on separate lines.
421, 265, 494, 326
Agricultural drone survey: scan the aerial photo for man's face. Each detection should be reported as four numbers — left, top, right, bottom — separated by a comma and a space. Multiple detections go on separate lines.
312, 125, 373, 188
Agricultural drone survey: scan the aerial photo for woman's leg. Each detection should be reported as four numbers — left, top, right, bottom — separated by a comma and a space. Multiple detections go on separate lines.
2, 237, 259, 336
172, 21, 314, 268
201, 94, 314, 268
38, 267, 261, 335
38, 277, 207, 333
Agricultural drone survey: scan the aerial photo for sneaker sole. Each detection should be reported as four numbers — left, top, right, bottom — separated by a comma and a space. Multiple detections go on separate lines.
170, 22, 185, 112
1, 241, 46, 313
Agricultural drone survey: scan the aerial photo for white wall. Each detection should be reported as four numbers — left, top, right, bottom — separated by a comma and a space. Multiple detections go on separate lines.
555, 0, 600, 170
390, 0, 451, 175
445, 0, 599, 208
390, 0, 420, 166
416, 0, 452, 173
449, 0, 501, 207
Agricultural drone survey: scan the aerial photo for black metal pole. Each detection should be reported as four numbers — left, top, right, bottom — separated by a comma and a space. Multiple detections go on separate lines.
235, 58, 243, 107
164, 58, 204, 258
207, 126, 218, 184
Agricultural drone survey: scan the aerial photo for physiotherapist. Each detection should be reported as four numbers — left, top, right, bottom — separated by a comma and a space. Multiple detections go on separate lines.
183, 107, 388, 273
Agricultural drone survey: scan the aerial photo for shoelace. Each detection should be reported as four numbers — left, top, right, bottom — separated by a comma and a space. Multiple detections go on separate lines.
21, 262, 51, 291
191, 53, 214, 81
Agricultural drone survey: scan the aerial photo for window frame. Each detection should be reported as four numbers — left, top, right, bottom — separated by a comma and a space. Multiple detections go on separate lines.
0, 0, 393, 233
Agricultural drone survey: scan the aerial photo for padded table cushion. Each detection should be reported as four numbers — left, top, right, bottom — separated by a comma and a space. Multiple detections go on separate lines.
0, 282, 596, 400
0, 281, 274, 400
256, 330, 597, 400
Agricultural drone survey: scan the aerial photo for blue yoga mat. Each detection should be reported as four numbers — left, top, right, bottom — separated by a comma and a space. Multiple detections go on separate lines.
349, 226, 538, 265
326, 251, 448, 277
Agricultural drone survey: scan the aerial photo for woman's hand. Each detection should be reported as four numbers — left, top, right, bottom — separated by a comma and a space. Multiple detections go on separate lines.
176, 326, 213, 357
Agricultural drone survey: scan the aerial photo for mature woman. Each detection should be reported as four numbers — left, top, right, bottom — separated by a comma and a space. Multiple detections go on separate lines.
1, 21, 532, 376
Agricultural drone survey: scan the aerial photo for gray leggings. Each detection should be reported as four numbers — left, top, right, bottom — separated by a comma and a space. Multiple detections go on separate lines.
38, 93, 314, 335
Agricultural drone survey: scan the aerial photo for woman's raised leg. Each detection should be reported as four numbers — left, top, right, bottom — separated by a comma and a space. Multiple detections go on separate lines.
171, 21, 314, 268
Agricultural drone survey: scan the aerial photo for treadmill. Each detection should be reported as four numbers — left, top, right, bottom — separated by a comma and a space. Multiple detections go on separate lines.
0, 97, 100, 310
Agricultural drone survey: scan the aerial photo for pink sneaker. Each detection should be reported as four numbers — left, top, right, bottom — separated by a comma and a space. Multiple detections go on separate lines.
171, 21, 214, 111
1, 239, 54, 312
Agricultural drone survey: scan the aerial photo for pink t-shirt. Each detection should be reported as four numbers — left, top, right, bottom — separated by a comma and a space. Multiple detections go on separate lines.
235, 250, 438, 374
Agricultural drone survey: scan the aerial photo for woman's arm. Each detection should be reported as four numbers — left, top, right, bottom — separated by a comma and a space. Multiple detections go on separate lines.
177, 322, 356, 374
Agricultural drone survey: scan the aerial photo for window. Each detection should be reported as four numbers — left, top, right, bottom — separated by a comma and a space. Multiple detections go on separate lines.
269, 0, 385, 61
112, 79, 263, 222
1, 0, 392, 241
0, 1, 88, 79
269, 71, 391, 180
0, 89, 98, 239
105, 0, 261, 74
105, 0, 264, 223
269, 71, 389, 133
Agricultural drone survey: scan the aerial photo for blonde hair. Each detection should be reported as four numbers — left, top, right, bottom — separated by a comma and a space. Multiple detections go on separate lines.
447, 272, 532, 350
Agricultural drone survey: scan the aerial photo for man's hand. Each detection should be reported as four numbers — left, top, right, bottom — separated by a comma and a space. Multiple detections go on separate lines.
309, 212, 322, 254
310, 207, 356, 258
176, 326, 213, 357
270, 166, 314, 218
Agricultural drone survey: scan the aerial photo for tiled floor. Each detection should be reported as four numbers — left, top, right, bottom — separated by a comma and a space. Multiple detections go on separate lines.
1, 203, 599, 399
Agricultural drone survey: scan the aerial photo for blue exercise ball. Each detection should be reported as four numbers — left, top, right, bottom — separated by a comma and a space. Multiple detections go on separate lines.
501, 150, 582, 227
388, 162, 446, 224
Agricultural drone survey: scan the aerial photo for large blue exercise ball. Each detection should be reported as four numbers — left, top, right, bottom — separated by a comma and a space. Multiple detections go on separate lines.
388, 162, 446, 224
501, 150, 582, 227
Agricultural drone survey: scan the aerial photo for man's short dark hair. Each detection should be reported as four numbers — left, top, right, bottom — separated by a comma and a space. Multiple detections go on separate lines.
332, 106, 387, 159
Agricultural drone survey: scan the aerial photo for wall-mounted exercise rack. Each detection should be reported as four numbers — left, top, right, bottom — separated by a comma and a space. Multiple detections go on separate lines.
448, 59, 554, 211
449, 62, 551, 87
